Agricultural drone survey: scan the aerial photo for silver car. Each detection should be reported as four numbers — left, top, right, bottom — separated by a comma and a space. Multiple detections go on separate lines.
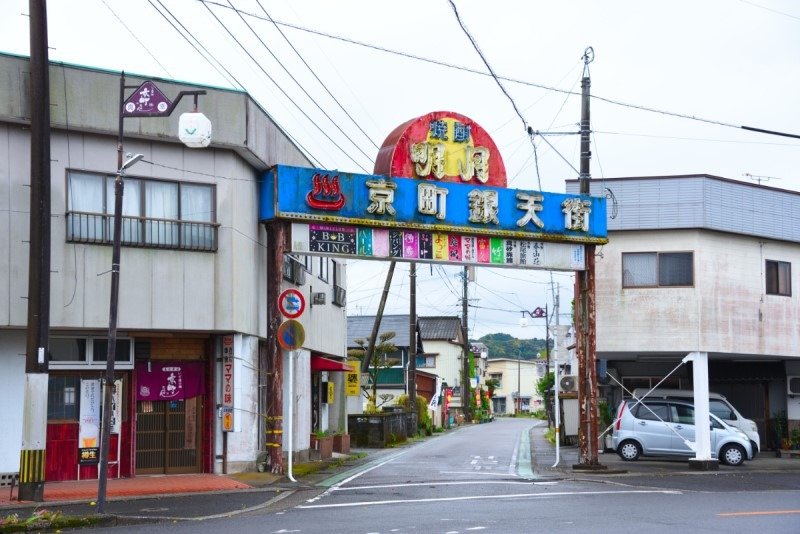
611, 398, 753, 466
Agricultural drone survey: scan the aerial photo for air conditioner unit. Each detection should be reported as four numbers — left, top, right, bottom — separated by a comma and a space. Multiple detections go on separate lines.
788, 376, 800, 396
312, 292, 326, 305
560, 375, 578, 393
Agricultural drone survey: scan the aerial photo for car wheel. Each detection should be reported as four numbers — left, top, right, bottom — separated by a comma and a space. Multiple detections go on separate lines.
617, 440, 642, 461
720, 443, 745, 466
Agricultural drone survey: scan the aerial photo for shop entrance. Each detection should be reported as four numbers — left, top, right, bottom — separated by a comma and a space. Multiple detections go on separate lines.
135, 397, 202, 474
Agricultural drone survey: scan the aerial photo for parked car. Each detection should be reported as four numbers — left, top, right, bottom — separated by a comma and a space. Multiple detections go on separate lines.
612, 398, 753, 466
631, 388, 761, 455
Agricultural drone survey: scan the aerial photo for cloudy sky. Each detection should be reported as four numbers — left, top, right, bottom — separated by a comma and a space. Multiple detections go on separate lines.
2, 0, 798, 339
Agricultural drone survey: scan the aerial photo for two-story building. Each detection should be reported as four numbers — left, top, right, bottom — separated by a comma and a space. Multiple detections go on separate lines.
0, 54, 348, 480
486, 358, 544, 415
567, 174, 800, 448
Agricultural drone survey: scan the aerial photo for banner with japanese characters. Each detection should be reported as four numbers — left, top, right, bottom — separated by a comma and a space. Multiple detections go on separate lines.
291, 223, 585, 271
261, 165, 606, 247
78, 379, 101, 465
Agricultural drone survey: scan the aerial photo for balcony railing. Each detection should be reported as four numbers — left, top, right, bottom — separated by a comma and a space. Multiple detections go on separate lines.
66, 211, 218, 252
332, 284, 346, 307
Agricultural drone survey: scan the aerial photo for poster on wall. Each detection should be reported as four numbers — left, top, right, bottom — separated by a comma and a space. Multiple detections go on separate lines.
221, 334, 235, 432
78, 379, 101, 465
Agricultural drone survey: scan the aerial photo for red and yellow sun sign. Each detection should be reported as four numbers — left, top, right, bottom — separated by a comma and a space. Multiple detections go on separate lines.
374, 111, 507, 188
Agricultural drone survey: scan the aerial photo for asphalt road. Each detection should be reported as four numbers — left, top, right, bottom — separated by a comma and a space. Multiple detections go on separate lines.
82, 418, 800, 533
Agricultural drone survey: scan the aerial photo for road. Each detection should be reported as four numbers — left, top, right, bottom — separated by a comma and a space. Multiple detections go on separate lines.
91, 418, 800, 533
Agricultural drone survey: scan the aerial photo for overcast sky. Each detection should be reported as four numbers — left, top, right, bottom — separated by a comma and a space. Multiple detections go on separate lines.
2, 0, 799, 340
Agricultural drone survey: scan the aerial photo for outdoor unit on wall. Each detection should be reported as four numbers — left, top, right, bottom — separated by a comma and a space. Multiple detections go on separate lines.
788, 376, 800, 396
312, 292, 326, 305
560, 375, 578, 393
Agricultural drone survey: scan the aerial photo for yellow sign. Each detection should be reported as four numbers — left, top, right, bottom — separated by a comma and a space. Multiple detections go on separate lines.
222, 407, 234, 432
345, 363, 360, 396
328, 381, 335, 403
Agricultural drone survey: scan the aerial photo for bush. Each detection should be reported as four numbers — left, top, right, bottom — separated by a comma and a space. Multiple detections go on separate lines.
531, 409, 547, 420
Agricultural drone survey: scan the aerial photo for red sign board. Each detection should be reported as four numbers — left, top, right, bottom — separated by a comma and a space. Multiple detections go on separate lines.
374, 111, 507, 187
278, 288, 305, 318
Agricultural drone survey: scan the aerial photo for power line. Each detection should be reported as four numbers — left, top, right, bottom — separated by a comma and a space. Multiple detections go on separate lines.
202, 1, 800, 141
226, 0, 376, 165
102, 0, 173, 78
200, 1, 371, 173
253, 0, 380, 151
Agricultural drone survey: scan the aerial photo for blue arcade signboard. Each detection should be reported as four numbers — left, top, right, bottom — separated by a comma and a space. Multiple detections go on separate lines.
260, 166, 607, 246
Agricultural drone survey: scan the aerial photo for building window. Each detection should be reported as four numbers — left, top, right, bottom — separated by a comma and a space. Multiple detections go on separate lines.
49, 337, 134, 370
318, 257, 329, 282
415, 355, 436, 368
622, 252, 693, 288
66, 170, 218, 251
332, 260, 346, 307
303, 255, 314, 272
48, 375, 80, 420
766, 260, 791, 296
282, 255, 306, 285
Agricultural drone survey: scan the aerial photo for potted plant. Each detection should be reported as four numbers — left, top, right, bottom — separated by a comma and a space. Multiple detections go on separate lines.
310, 430, 334, 460
598, 399, 614, 452
332, 431, 350, 454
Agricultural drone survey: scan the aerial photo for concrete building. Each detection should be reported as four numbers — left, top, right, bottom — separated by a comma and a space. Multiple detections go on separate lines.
0, 54, 347, 480
567, 174, 800, 449
486, 358, 544, 415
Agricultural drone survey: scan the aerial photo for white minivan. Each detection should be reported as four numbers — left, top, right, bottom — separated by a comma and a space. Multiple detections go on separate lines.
632, 388, 760, 454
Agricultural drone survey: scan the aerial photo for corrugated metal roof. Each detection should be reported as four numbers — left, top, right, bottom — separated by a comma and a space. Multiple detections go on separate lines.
347, 315, 414, 348
565, 175, 800, 244
418, 316, 463, 340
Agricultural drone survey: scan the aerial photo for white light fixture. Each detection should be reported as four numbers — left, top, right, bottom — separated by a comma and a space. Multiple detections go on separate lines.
179, 112, 212, 148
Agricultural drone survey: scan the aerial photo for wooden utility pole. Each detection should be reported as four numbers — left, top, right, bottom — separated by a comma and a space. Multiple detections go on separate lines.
408, 262, 417, 406
265, 222, 287, 473
461, 266, 471, 421
574, 47, 603, 469
19, 0, 51, 503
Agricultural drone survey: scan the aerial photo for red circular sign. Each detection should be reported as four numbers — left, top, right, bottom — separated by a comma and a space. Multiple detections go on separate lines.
374, 111, 507, 187
277, 319, 305, 351
278, 288, 305, 318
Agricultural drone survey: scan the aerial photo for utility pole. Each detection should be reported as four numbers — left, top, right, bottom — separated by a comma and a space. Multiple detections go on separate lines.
461, 266, 470, 421
574, 47, 603, 469
408, 262, 417, 406
265, 222, 287, 474
19, 0, 51, 503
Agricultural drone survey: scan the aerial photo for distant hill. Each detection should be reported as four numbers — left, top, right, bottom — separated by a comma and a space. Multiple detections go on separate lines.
475, 333, 548, 360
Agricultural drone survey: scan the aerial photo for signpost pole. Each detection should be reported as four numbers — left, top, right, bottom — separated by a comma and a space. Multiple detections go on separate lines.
287, 349, 296, 482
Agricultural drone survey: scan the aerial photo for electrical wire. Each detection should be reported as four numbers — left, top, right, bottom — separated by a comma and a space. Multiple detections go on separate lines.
202, 0, 800, 141
201, 2, 371, 172
254, 0, 380, 151
101, 0, 173, 78
227, 0, 376, 164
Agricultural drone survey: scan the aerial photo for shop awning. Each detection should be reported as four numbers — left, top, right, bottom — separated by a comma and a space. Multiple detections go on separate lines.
311, 355, 354, 372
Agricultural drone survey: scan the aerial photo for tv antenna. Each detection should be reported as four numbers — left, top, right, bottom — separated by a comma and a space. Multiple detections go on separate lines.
743, 173, 782, 185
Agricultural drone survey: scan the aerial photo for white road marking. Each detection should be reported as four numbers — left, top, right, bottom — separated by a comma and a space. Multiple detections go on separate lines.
297, 490, 682, 509
466, 528, 487, 531
306, 450, 410, 503
441, 470, 520, 477
334, 480, 545, 491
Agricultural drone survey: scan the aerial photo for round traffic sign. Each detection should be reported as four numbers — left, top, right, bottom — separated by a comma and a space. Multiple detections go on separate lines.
278, 288, 305, 318
277, 319, 305, 350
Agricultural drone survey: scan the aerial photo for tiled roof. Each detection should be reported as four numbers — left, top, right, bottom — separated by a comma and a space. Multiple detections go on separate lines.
418, 316, 462, 341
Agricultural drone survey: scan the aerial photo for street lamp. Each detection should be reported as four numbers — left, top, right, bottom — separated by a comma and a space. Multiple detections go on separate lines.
97, 152, 142, 513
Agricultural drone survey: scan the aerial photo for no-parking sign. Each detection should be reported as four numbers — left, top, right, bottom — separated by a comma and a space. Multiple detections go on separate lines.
278, 288, 305, 318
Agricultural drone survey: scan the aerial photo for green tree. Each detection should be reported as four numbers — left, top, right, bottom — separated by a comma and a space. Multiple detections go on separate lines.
348, 331, 398, 413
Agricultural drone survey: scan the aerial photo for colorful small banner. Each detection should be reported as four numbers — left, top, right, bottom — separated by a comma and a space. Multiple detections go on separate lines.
79, 379, 101, 465
292, 223, 585, 271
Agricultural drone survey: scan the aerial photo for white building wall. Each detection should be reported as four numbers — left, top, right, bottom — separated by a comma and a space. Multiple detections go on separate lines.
283, 349, 311, 453
595, 230, 800, 356
427, 340, 463, 388
0, 331, 25, 473
486, 359, 540, 415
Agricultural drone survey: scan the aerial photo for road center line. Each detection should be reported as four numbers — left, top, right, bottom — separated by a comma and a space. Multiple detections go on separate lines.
717, 510, 800, 517
333, 480, 544, 492
297, 489, 682, 510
